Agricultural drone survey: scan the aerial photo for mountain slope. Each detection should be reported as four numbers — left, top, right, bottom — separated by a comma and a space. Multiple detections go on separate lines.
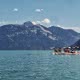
72, 39, 80, 47
0, 22, 59, 50
0, 21, 80, 50
49, 26, 80, 46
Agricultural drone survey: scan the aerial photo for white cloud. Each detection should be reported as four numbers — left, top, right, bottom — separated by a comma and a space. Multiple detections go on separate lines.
0, 21, 20, 26
65, 27, 80, 33
35, 9, 43, 12
0, 21, 8, 25
32, 21, 37, 25
42, 18, 51, 24
32, 18, 51, 26
31, 21, 41, 25
13, 8, 18, 12
57, 25, 61, 27
56, 24, 80, 33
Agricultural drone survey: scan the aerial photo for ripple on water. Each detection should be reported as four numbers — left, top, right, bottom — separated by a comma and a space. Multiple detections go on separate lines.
0, 51, 80, 80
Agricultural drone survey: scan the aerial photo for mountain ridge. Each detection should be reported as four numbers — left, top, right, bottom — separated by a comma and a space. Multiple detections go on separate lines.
0, 21, 80, 50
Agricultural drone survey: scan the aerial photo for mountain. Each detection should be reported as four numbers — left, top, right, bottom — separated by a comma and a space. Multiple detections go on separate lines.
48, 26, 80, 46
0, 21, 80, 50
71, 39, 80, 48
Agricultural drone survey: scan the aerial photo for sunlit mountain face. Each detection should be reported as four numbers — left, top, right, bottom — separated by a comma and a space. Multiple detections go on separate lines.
0, 21, 80, 50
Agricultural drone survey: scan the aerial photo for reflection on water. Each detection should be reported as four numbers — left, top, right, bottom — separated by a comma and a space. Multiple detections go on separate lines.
0, 50, 80, 80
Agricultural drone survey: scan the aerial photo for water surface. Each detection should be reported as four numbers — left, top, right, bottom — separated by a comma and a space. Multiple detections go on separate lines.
0, 50, 80, 80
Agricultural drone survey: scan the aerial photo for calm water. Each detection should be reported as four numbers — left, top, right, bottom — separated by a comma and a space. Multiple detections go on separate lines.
0, 50, 80, 80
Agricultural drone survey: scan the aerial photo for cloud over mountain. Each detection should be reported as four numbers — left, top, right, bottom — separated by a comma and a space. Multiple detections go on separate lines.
32, 18, 51, 25
42, 18, 51, 24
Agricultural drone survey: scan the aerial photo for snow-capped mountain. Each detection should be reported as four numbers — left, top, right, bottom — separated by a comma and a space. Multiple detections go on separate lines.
0, 21, 80, 50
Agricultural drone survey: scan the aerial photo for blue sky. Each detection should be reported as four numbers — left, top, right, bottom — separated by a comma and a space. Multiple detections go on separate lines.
0, 0, 80, 32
